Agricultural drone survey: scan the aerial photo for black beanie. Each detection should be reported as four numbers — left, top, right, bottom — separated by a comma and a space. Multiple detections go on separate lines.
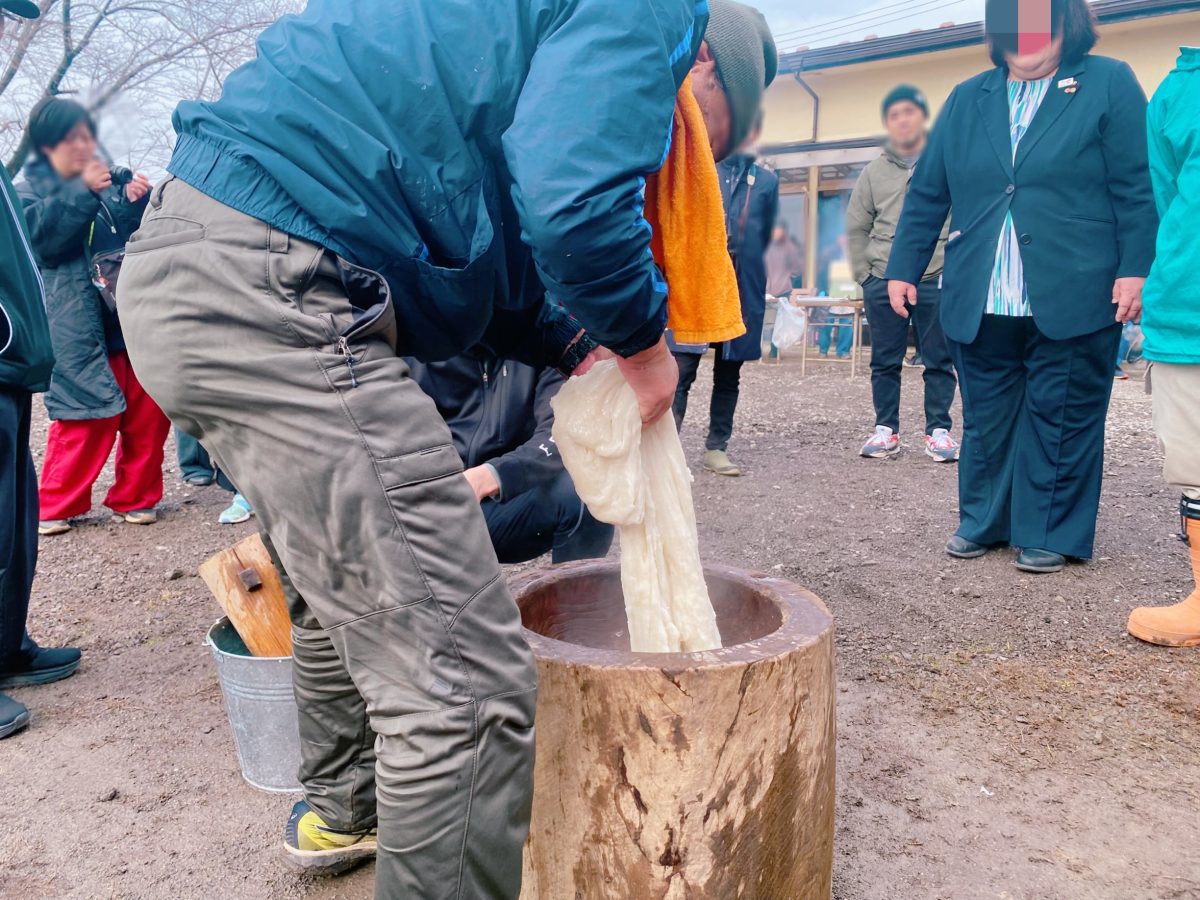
705, 0, 778, 155
881, 84, 929, 121
28, 97, 95, 152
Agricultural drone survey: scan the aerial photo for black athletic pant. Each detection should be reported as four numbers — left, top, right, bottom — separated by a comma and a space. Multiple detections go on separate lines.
0, 388, 38, 668
862, 275, 956, 435
483, 470, 614, 565
672, 351, 743, 452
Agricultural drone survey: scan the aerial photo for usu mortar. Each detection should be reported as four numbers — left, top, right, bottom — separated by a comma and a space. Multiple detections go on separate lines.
514, 561, 836, 899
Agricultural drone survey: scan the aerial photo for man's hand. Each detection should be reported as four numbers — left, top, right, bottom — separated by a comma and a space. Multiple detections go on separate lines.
464, 465, 500, 502
83, 161, 112, 194
1112, 277, 1145, 324
125, 173, 151, 204
615, 336, 678, 426
888, 280, 918, 318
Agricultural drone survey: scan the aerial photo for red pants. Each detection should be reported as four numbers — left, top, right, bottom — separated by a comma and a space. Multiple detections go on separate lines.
38, 352, 171, 520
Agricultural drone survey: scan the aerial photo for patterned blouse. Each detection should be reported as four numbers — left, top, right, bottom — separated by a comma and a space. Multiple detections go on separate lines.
987, 75, 1054, 317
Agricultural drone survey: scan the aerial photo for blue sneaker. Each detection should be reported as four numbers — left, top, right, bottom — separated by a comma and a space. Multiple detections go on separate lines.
218, 494, 254, 525
924, 429, 960, 463
0, 694, 30, 739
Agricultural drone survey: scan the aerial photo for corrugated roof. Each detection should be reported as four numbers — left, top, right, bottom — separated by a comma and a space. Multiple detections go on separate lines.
779, 0, 1200, 73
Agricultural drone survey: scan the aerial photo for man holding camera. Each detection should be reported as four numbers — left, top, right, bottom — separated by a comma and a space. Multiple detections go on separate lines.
16, 97, 169, 536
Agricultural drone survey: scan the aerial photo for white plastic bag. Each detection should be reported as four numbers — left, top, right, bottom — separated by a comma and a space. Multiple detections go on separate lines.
771, 301, 808, 351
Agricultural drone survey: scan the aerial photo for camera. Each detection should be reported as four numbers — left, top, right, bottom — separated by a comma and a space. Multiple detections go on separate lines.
109, 166, 134, 187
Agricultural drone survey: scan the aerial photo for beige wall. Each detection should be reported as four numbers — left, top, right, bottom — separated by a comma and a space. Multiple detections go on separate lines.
762, 11, 1200, 148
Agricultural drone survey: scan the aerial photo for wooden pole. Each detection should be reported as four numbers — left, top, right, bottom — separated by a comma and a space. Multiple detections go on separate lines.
514, 563, 837, 899
804, 165, 821, 293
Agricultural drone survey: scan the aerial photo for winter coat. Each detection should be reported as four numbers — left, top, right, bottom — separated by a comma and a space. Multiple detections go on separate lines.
888, 55, 1158, 346
674, 154, 779, 362
164, 0, 708, 367
406, 350, 565, 501
846, 145, 948, 284
17, 157, 146, 420
0, 165, 54, 393
1142, 47, 1200, 365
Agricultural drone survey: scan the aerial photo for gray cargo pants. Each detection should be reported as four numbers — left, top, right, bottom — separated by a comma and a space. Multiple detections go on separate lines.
118, 178, 537, 899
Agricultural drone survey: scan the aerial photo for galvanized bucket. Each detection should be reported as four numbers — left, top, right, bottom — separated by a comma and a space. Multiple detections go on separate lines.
206, 617, 302, 793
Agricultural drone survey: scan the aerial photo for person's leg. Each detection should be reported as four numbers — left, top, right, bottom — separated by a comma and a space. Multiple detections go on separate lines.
862, 277, 908, 434
1010, 323, 1122, 560
672, 351, 702, 432
261, 533, 378, 834
0, 389, 35, 664
949, 316, 1027, 547
706, 358, 743, 452
835, 316, 854, 357
37, 416, 119, 521
1128, 362, 1200, 645
816, 316, 832, 355
912, 282, 957, 435
175, 428, 216, 483
0, 389, 79, 699
118, 179, 535, 898
104, 352, 172, 515
482, 473, 613, 564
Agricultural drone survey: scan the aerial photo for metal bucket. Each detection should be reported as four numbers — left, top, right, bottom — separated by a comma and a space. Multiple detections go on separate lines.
206, 617, 302, 793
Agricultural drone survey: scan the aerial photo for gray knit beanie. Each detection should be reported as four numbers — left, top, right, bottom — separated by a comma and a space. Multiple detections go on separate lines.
704, 0, 778, 154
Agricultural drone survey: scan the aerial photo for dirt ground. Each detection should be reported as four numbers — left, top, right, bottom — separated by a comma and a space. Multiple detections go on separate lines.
3, 358, 1198, 900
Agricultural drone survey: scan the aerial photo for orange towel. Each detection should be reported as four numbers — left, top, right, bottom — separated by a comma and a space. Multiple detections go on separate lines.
644, 75, 745, 346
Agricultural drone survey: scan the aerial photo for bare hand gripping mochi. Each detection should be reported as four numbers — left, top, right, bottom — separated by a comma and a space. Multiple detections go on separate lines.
551, 361, 723, 653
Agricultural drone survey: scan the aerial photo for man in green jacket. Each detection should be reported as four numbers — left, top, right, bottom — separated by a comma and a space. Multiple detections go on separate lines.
846, 85, 959, 463
1128, 47, 1200, 648
0, 0, 83, 738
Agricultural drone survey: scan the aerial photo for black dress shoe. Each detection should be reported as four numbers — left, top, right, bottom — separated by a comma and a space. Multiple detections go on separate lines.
0, 646, 82, 690
946, 535, 989, 559
1015, 548, 1066, 574
0, 693, 30, 739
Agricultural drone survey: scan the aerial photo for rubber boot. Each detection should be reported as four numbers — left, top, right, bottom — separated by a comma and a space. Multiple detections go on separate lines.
1128, 509, 1200, 648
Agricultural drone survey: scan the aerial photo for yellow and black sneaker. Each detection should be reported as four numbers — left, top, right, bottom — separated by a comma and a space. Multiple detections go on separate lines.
283, 800, 378, 873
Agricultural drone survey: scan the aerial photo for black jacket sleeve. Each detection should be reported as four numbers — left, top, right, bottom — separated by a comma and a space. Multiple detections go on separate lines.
488, 366, 566, 499
1103, 62, 1158, 279
18, 177, 100, 267
887, 87, 959, 285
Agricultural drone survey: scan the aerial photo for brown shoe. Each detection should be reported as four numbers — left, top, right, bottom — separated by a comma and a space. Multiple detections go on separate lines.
1128, 516, 1200, 648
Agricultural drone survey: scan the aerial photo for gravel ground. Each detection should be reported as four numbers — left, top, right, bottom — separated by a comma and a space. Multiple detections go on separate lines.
2, 357, 1197, 900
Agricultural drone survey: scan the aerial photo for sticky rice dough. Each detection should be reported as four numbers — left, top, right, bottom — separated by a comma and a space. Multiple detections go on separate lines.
551, 361, 722, 653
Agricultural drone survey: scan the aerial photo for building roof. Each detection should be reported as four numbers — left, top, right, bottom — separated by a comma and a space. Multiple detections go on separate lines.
779, 0, 1200, 73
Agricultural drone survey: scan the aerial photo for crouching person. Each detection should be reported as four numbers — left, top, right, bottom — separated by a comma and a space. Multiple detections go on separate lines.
409, 349, 614, 564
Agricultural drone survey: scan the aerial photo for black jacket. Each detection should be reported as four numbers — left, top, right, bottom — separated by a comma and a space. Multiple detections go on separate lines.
0, 165, 54, 393
17, 157, 147, 420
406, 350, 565, 499
887, 55, 1158, 344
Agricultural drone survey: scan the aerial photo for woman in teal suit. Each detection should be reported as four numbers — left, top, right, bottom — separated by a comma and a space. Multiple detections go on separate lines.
887, 0, 1158, 573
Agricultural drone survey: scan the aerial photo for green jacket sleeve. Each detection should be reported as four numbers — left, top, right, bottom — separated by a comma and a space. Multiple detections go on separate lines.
845, 167, 876, 284
501, 0, 702, 358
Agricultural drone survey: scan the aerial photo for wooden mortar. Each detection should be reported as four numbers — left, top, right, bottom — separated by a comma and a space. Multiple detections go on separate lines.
513, 561, 836, 899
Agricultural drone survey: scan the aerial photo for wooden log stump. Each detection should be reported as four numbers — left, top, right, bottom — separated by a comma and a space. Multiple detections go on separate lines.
513, 562, 836, 900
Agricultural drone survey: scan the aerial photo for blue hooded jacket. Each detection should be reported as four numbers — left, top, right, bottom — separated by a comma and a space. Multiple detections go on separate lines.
167, 0, 709, 364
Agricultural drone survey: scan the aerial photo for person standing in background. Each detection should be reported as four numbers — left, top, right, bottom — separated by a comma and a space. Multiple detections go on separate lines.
175, 429, 254, 525
1127, 46, 1200, 647
16, 98, 169, 536
0, 0, 83, 739
847, 84, 959, 462
673, 116, 779, 477
887, 0, 1158, 574
765, 221, 803, 300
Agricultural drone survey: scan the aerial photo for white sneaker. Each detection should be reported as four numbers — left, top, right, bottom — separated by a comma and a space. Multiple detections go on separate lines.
861, 425, 900, 459
924, 428, 960, 463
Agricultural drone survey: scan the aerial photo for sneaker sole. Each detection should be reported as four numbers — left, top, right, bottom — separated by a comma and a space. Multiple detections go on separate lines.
925, 447, 960, 463
703, 466, 741, 477
219, 512, 254, 525
38, 525, 71, 536
0, 709, 31, 739
0, 658, 81, 690
284, 839, 378, 874
861, 447, 900, 459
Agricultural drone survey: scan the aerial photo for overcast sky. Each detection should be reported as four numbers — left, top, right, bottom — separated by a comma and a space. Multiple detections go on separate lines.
756, 0, 988, 53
